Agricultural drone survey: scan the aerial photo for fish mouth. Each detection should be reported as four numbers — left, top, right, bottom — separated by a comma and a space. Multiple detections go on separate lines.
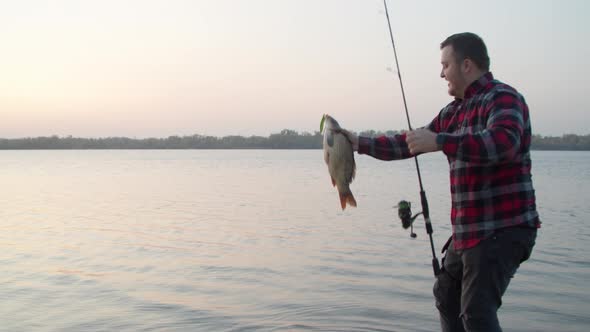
320, 114, 327, 133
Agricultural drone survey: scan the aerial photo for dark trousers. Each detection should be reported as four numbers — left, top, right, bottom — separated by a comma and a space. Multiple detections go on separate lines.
433, 227, 537, 332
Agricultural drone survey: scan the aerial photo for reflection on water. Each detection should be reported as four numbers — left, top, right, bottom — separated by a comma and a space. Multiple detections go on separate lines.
0, 150, 588, 331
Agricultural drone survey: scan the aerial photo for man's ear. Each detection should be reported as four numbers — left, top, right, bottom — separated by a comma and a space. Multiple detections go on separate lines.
462, 58, 473, 74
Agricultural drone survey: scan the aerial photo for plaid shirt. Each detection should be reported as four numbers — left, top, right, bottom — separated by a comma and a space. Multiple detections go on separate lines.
358, 72, 540, 250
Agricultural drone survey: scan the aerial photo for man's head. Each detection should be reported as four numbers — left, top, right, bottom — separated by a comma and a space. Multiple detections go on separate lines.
439, 32, 489, 99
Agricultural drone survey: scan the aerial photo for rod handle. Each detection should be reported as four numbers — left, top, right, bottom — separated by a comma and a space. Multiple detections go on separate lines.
433, 258, 441, 276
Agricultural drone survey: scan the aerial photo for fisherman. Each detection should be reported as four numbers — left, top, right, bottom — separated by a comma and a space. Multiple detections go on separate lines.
339, 32, 540, 331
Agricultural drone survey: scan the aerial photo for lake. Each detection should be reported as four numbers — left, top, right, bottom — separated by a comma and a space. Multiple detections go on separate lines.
1, 150, 588, 331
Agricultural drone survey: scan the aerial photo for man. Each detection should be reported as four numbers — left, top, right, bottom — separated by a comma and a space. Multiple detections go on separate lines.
342, 32, 540, 331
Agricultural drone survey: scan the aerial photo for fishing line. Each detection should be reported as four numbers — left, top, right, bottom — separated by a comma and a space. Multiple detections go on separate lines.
382, 0, 440, 276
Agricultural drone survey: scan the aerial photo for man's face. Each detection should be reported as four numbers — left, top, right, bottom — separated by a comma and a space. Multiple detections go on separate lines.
440, 45, 468, 99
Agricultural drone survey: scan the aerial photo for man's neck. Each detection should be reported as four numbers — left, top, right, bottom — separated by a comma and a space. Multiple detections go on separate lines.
466, 70, 487, 87
457, 71, 489, 100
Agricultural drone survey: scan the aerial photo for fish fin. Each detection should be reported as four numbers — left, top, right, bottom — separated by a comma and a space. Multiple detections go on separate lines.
347, 194, 357, 208
339, 194, 347, 210
339, 193, 357, 210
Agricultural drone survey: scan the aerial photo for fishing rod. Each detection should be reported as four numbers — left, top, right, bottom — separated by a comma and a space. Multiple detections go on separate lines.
382, 0, 440, 277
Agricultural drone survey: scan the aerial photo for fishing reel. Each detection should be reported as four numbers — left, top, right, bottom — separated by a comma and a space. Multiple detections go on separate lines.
396, 200, 423, 238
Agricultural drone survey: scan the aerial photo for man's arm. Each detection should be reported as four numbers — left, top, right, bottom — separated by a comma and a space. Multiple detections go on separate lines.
436, 92, 526, 163
357, 133, 414, 161
338, 111, 443, 160
335, 129, 415, 161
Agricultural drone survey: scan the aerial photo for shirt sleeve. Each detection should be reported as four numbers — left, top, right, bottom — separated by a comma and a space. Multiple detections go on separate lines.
357, 133, 413, 161
435, 91, 525, 163
357, 111, 445, 161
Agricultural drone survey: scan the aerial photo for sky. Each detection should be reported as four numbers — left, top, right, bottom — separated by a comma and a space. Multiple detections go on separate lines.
1, 0, 588, 138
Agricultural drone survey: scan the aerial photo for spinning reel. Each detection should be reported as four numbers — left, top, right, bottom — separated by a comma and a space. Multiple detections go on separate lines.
396, 200, 423, 238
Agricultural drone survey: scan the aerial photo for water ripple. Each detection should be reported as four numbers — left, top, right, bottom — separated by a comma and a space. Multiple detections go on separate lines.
0, 150, 588, 331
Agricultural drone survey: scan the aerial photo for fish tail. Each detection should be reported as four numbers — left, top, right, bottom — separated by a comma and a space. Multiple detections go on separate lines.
339, 192, 357, 210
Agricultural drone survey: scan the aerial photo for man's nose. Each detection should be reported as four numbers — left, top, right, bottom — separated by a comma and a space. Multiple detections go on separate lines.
440, 69, 445, 78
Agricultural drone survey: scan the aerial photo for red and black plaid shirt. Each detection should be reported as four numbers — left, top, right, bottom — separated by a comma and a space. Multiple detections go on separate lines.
358, 72, 540, 250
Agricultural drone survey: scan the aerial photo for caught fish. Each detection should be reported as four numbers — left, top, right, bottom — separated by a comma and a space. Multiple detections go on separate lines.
320, 114, 357, 210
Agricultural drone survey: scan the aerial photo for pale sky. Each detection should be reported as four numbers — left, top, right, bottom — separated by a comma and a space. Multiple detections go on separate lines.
1, 0, 588, 138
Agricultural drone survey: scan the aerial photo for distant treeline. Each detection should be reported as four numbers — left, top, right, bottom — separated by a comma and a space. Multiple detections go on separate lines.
531, 134, 590, 151
0, 130, 588, 150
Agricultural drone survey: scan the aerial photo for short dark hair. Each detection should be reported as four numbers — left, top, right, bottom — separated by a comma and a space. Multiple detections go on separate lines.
440, 32, 490, 71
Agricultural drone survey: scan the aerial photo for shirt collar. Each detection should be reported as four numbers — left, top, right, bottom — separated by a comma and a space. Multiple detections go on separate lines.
461, 72, 493, 100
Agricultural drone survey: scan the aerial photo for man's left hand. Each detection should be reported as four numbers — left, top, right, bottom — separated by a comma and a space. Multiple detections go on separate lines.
406, 129, 440, 155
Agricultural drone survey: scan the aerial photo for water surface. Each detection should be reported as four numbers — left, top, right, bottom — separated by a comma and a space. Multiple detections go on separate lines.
1, 150, 588, 331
